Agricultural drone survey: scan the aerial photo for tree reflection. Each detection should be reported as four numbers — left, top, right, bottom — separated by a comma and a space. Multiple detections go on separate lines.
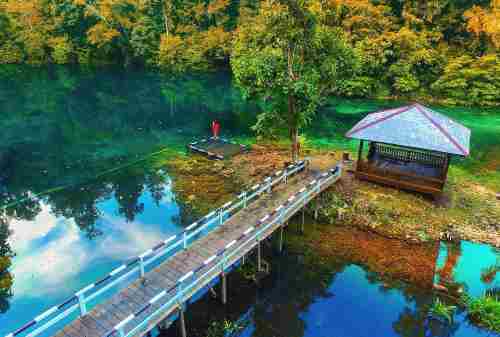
0, 65, 257, 314
0, 216, 13, 314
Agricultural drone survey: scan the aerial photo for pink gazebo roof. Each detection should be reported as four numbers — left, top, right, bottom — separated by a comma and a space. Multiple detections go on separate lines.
345, 103, 471, 156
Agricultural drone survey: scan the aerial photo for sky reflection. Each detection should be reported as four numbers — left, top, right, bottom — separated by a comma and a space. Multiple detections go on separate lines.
0, 180, 183, 334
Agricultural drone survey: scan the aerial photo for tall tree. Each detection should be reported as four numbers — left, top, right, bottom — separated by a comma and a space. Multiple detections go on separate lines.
231, 0, 357, 161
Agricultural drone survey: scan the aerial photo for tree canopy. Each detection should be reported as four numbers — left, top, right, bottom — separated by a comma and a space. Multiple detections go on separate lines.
231, 0, 358, 159
0, 0, 498, 105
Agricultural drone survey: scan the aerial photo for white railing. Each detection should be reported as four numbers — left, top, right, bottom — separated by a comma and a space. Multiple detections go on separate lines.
188, 137, 250, 160
103, 164, 342, 337
5, 160, 309, 337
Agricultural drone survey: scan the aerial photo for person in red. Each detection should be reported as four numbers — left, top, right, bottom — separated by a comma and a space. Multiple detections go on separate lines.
211, 120, 220, 139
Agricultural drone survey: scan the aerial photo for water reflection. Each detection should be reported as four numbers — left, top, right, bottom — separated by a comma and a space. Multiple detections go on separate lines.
0, 66, 258, 332
168, 227, 498, 337
435, 241, 500, 298
0, 164, 189, 333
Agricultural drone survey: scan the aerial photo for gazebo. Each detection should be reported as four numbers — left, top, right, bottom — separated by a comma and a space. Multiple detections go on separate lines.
345, 103, 471, 196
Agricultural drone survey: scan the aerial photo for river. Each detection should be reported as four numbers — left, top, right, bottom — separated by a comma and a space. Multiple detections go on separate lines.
0, 66, 498, 337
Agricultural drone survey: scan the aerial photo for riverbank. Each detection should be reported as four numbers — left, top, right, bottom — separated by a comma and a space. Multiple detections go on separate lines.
165, 142, 500, 248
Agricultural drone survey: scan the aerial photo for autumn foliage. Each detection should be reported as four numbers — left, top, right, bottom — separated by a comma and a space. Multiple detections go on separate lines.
0, 0, 498, 105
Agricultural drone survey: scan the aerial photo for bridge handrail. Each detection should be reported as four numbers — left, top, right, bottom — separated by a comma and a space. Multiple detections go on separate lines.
5, 159, 310, 337
104, 164, 342, 337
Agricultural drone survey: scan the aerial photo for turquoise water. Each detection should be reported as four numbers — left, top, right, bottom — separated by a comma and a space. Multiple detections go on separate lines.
435, 242, 500, 298
0, 67, 498, 336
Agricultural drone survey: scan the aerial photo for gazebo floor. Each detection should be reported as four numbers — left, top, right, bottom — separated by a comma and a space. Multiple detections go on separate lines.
356, 162, 444, 196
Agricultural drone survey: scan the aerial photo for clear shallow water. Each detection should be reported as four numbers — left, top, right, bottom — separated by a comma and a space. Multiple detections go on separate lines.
199, 240, 499, 337
0, 66, 498, 336
435, 241, 500, 298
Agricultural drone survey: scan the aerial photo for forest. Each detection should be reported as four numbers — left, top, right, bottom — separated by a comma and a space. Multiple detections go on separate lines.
0, 0, 498, 106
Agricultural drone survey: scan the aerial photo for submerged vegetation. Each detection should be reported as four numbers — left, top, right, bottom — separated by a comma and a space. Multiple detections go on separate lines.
0, 1, 499, 105
428, 298, 456, 324
463, 293, 500, 332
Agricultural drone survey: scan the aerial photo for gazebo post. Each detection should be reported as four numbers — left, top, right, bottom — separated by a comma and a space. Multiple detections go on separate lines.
357, 140, 364, 170
442, 154, 451, 182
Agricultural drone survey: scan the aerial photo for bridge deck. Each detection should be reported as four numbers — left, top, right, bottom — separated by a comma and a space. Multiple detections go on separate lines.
54, 161, 340, 337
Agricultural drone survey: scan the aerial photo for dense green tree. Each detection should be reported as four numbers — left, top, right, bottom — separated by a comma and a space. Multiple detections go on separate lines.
232, 0, 357, 160
0, 0, 498, 105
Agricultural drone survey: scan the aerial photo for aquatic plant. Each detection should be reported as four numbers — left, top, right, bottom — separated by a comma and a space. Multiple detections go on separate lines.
206, 319, 242, 337
463, 293, 500, 332
428, 298, 456, 324
481, 265, 500, 284
238, 262, 258, 282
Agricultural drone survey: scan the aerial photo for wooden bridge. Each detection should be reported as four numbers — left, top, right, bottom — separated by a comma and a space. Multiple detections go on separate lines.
7, 159, 342, 337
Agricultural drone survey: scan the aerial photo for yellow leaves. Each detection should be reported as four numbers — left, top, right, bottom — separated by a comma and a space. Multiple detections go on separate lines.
158, 34, 192, 71
0, 41, 23, 64
4, 0, 44, 27
465, 6, 489, 36
87, 22, 120, 47
464, 1, 500, 48
316, 0, 393, 39
48, 36, 73, 64
158, 26, 231, 72
207, 0, 229, 15
201, 26, 231, 53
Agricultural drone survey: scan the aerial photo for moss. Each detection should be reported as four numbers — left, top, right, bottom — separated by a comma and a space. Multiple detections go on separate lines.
165, 154, 243, 216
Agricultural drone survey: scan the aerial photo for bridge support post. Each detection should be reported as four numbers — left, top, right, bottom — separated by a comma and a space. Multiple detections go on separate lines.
221, 272, 227, 304
257, 241, 262, 272
300, 208, 305, 234
279, 225, 284, 254
178, 306, 187, 337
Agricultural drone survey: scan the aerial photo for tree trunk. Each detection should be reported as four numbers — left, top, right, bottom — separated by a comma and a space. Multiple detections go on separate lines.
291, 125, 299, 162
288, 93, 298, 162
163, 0, 170, 36
286, 42, 299, 163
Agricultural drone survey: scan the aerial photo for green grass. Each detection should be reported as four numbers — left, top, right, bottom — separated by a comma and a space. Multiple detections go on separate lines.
463, 293, 500, 332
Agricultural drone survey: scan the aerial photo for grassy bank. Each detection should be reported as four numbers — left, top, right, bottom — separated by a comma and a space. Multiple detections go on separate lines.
163, 140, 499, 248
